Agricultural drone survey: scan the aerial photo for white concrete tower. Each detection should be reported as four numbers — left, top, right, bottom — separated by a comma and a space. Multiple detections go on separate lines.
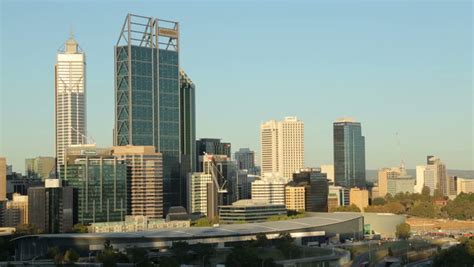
55, 33, 86, 177
260, 117, 304, 179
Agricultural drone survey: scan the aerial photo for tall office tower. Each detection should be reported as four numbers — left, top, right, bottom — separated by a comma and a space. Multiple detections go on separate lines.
293, 168, 329, 212
234, 148, 256, 171
28, 179, 74, 233
377, 167, 403, 197
25, 157, 56, 181
115, 14, 182, 213
62, 145, 127, 224
415, 165, 427, 194
187, 172, 212, 216
260, 117, 304, 179
333, 118, 366, 188
349, 188, 369, 210
4, 193, 28, 227
196, 138, 231, 170
179, 69, 196, 206
0, 157, 6, 200
427, 156, 448, 196
112, 146, 163, 219
55, 34, 87, 177
320, 165, 335, 184
251, 174, 287, 205
447, 176, 458, 197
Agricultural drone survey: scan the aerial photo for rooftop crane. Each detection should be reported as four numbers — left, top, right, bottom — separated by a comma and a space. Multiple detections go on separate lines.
203, 153, 228, 194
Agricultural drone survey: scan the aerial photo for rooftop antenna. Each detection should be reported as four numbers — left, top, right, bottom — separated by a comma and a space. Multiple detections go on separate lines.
70, 25, 75, 39
396, 132, 405, 171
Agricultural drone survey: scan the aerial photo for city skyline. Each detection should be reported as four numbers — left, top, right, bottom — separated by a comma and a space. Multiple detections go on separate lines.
1, 1, 472, 173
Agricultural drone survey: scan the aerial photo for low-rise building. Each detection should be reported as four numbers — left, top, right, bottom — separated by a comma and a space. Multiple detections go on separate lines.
88, 215, 190, 233
219, 199, 287, 223
457, 178, 474, 194
387, 174, 415, 196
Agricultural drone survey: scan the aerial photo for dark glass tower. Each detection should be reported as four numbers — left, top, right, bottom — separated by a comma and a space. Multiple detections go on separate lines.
333, 118, 366, 188
114, 14, 189, 213
293, 168, 329, 212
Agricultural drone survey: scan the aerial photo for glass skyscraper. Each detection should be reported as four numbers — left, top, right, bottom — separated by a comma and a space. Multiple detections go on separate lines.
114, 14, 195, 213
333, 118, 366, 188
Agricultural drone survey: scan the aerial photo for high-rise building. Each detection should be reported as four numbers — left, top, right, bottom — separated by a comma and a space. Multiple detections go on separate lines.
179, 69, 196, 206
415, 165, 427, 194
114, 14, 183, 213
260, 117, 304, 179
25, 157, 56, 181
320, 165, 335, 184
333, 118, 366, 188
55, 34, 87, 177
293, 168, 329, 212
196, 138, 231, 170
427, 156, 448, 196
187, 172, 212, 216
0, 157, 6, 200
251, 174, 287, 205
112, 146, 163, 218
349, 188, 369, 211
285, 184, 306, 211
28, 179, 74, 233
62, 145, 127, 224
447, 176, 458, 197
234, 148, 256, 171
4, 193, 28, 227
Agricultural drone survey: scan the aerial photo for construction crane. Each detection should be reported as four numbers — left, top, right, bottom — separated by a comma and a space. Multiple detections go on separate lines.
70, 126, 95, 145
396, 132, 405, 170
203, 153, 228, 194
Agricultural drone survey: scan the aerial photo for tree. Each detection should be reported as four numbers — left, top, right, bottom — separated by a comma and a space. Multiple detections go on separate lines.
72, 223, 88, 233
15, 224, 42, 235
371, 197, 386, 206
421, 186, 431, 199
385, 202, 406, 214
126, 246, 151, 267
409, 201, 436, 218
433, 189, 444, 200
254, 233, 270, 248
334, 204, 361, 212
433, 238, 474, 267
170, 241, 191, 264
225, 246, 261, 267
192, 243, 215, 266
275, 232, 301, 259
395, 223, 411, 240
159, 256, 179, 267
97, 240, 129, 267
64, 249, 79, 263
442, 193, 474, 220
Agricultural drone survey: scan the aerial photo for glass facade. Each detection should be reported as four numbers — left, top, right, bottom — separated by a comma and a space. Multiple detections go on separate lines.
333, 121, 366, 188
62, 158, 127, 224
115, 45, 181, 212
293, 169, 329, 212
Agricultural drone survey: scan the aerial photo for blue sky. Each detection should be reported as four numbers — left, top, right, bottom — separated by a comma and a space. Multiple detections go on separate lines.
1, 0, 472, 173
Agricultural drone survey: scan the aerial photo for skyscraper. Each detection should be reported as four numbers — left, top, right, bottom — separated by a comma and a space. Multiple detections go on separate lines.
420, 156, 447, 196
333, 118, 366, 188
55, 34, 87, 177
112, 146, 163, 219
179, 69, 196, 206
0, 157, 6, 200
260, 117, 304, 179
28, 179, 74, 234
293, 168, 329, 212
234, 148, 256, 172
114, 14, 185, 213
25, 157, 56, 181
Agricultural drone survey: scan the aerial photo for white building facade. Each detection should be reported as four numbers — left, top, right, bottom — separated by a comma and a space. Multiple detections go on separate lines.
251, 175, 287, 205
260, 117, 304, 179
55, 35, 86, 177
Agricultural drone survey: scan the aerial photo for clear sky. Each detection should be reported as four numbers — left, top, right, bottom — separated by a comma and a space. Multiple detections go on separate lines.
1, 0, 472, 174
